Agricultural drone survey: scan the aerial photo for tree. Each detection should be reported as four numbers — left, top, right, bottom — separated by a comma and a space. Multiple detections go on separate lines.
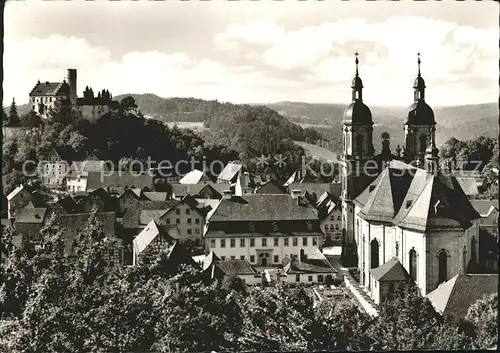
9, 98, 20, 126
19, 111, 43, 129
373, 281, 443, 350
466, 293, 498, 349
2, 107, 9, 126
120, 96, 138, 111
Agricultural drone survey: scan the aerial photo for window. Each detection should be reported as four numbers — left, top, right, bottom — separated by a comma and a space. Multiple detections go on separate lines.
471, 236, 477, 263
296, 274, 300, 282
307, 221, 313, 231
330, 216, 334, 221
293, 238, 298, 246
210, 239, 215, 248
303, 237, 308, 246
187, 218, 192, 224
240, 239, 245, 247
370, 239, 379, 269
195, 229, 200, 234
335, 224, 340, 231
274, 255, 279, 263
274, 238, 279, 247
195, 218, 200, 224
249, 222, 255, 232
250, 255, 255, 263
221, 239, 226, 248
176, 219, 180, 224
284, 238, 289, 246
438, 250, 448, 284
395, 242, 399, 257
231, 256, 235, 260
250, 238, 255, 247
187, 229, 192, 235
313, 237, 317, 246
308, 275, 313, 282
419, 134, 427, 153
262, 238, 267, 247
337, 216, 341, 221
240, 256, 245, 260
185, 209, 190, 215
272, 222, 279, 232
318, 275, 324, 282
221, 256, 225, 260
176, 209, 180, 215
409, 248, 417, 281
356, 135, 364, 156
230, 239, 235, 248
166, 219, 171, 224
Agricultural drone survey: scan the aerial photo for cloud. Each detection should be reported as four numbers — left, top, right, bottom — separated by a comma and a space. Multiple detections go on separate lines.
3, 15, 497, 108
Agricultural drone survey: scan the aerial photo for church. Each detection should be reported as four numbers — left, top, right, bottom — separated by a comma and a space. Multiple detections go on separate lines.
339, 53, 481, 300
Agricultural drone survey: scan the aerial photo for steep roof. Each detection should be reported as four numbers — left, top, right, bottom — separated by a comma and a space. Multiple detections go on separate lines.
355, 161, 480, 232
29, 81, 69, 96
139, 210, 168, 226
215, 259, 257, 276
284, 249, 337, 274
133, 220, 177, 255
179, 169, 212, 184
143, 192, 169, 202
255, 179, 286, 194
209, 194, 318, 222
470, 199, 499, 217
14, 203, 47, 224
171, 182, 227, 198
427, 274, 498, 319
217, 163, 242, 182
7, 185, 26, 201
123, 200, 179, 229
370, 257, 410, 282
455, 177, 479, 197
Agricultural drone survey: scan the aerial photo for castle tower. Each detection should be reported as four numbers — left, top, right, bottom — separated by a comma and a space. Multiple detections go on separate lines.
67, 69, 77, 106
340, 52, 375, 266
404, 53, 436, 164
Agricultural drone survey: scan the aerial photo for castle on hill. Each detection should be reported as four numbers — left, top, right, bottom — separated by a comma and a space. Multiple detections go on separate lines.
29, 69, 120, 120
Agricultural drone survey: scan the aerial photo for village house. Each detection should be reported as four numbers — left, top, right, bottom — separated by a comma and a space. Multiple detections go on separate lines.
255, 179, 287, 195
469, 199, 499, 272
171, 182, 226, 200
316, 192, 343, 245
83, 171, 154, 194
13, 202, 48, 244
66, 153, 111, 193
40, 146, 76, 188
179, 169, 214, 184
6, 185, 45, 220
202, 251, 262, 285
133, 220, 196, 270
281, 248, 338, 284
204, 192, 324, 266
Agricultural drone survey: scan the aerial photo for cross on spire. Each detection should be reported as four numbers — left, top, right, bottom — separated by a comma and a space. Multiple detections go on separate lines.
417, 52, 421, 77
355, 51, 359, 77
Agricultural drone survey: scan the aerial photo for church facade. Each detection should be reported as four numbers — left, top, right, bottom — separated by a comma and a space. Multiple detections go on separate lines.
340, 53, 481, 300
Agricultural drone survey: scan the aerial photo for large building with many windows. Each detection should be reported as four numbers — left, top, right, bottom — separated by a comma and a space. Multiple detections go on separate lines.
204, 192, 323, 266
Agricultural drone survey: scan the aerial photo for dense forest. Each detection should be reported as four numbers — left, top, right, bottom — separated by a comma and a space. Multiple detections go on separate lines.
0, 212, 497, 352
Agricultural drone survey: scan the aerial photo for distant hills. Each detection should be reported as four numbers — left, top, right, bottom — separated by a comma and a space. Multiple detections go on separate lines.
16, 93, 497, 154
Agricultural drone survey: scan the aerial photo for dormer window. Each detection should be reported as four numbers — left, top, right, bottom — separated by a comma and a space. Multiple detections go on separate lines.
272, 222, 279, 232
405, 200, 413, 209
249, 222, 255, 232
307, 221, 313, 231
369, 185, 376, 192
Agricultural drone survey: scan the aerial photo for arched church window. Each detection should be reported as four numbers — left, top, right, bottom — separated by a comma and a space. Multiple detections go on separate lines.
419, 134, 427, 153
438, 250, 448, 284
356, 135, 364, 156
409, 248, 417, 281
370, 239, 379, 269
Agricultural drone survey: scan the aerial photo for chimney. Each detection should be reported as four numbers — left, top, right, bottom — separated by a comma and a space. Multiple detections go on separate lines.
67, 69, 77, 105
299, 249, 307, 262
222, 190, 232, 199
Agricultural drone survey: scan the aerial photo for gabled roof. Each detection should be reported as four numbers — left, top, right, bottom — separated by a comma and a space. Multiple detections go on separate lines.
284, 249, 336, 274
143, 192, 169, 202
470, 199, 499, 217
288, 183, 335, 198
217, 163, 242, 182
51, 145, 77, 162
70, 160, 109, 173
455, 177, 479, 196
179, 169, 212, 184
202, 251, 220, 271
427, 274, 498, 319
52, 196, 78, 213
118, 188, 142, 199
7, 185, 27, 201
171, 182, 227, 198
29, 81, 69, 96
255, 179, 286, 194
215, 259, 257, 276
133, 220, 176, 255
370, 257, 410, 282
14, 203, 47, 224
123, 200, 179, 229
208, 194, 318, 222
139, 210, 168, 226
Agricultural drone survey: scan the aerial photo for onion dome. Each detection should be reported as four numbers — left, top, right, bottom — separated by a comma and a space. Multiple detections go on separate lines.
406, 53, 436, 125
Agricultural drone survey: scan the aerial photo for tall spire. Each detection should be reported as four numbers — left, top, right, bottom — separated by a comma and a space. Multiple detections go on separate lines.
351, 51, 363, 102
417, 52, 421, 77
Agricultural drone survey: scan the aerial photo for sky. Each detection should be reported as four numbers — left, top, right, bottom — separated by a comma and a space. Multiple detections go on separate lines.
3, 0, 498, 107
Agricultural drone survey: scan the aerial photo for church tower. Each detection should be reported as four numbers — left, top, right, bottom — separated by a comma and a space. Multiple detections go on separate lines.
340, 52, 375, 266
404, 53, 436, 165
